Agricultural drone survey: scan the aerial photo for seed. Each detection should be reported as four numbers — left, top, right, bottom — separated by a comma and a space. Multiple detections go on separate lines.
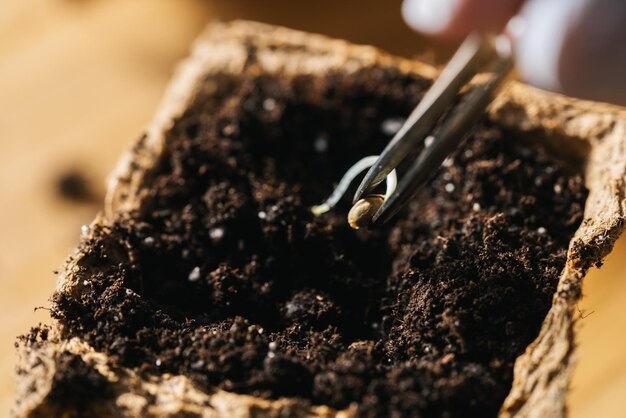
348, 195, 384, 229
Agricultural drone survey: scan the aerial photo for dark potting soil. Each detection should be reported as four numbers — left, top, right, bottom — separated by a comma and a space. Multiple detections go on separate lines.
46, 66, 587, 417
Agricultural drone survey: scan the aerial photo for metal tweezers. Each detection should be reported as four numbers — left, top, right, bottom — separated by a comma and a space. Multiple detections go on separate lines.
353, 33, 514, 226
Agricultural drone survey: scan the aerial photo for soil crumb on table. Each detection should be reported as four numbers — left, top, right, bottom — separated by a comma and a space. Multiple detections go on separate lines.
45, 66, 587, 417
55, 169, 98, 204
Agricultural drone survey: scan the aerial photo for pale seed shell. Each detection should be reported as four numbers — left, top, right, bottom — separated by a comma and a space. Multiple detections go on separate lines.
347, 195, 384, 229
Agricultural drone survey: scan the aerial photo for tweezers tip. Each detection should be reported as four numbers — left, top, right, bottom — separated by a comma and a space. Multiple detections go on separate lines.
353, 164, 389, 204
352, 176, 372, 204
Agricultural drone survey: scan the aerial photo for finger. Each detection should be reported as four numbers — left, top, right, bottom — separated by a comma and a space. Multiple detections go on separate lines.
513, 0, 626, 105
402, 0, 523, 41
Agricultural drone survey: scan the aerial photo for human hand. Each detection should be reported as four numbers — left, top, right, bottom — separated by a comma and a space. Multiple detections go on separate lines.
402, 0, 626, 106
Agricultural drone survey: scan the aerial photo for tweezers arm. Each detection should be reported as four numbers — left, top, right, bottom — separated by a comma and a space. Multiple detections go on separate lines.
353, 33, 494, 203
373, 55, 514, 225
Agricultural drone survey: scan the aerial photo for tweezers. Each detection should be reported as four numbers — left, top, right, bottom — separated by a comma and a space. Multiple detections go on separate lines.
353, 33, 514, 226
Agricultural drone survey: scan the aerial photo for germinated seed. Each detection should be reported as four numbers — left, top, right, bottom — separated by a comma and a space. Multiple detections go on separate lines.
311, 156, 397, 220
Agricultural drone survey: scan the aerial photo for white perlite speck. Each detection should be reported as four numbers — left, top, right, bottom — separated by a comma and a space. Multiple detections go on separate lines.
537, 227, 547, 235
209, 227, 224, 240
444, 183, 455, 193
472, 203, 481, 211
380, 117, 405, 136
314, 135, 329, 153
263, 98, 277, 111
81, 225, 89, 236
258, 211, 267, 220
188, 267, 201, 282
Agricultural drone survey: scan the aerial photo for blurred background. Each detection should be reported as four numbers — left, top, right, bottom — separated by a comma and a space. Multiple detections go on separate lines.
1, 0, 624, 416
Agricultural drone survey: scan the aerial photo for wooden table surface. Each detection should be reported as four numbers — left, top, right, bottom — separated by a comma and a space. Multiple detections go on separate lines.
1, 1, 624, 416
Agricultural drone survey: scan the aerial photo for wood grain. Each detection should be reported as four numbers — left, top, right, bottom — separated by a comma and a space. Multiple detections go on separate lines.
0, 1, 623, 417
